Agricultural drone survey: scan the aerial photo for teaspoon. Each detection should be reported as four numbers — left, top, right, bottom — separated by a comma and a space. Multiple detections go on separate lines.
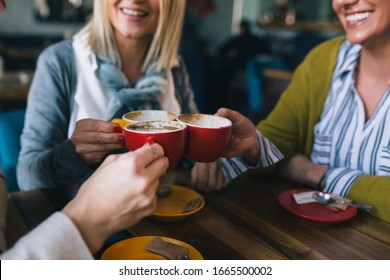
312, 192, 372, 212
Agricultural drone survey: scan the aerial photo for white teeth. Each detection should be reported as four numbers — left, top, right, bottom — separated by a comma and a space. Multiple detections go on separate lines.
346, 12, 373, 23
121, 9, 147, 17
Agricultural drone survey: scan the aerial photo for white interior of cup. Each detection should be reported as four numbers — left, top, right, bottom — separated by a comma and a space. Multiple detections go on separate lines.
123, 110, 176, 122
125, 121, 186, 133
178, 114, 232, 128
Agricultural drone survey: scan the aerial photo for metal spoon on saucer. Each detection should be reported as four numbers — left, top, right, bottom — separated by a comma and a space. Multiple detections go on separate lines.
312, 192, 373, 212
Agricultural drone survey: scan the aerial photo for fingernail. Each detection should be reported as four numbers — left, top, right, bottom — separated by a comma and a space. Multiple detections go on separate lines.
114, 126, 122, 133
119, 135, 125, 142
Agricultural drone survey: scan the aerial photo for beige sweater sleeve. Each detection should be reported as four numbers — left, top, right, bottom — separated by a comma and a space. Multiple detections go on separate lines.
1, 212, 93, 259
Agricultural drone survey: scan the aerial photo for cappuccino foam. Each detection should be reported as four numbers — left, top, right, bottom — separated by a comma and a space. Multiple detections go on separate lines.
126, 121, 184, 132
179, 114, 231, 128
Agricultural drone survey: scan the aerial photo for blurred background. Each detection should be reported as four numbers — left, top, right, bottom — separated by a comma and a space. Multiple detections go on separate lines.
0, 0, 345, 191
0, 0, 343, 117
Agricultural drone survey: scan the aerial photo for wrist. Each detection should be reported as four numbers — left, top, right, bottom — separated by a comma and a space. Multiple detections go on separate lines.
317, 172, 326, 190
62, 201, 107, 253
305, 165, 328, 189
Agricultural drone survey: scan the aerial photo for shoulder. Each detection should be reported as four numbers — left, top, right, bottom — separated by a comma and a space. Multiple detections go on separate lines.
305, 36, 345, 63
298, 36, 345, 75
38, 40, 74, 66
40, 40, 73, 57
32, 40, 77, 100
35, 40, 77, 84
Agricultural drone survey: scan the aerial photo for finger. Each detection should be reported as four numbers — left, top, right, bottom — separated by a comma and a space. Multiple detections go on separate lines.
192, 163, 210, 191
203, 164, 217, 191
215, 108, 241, 124
205, 162, 224, 192
190, 163, 201, 188
75, 142, 125, 154
215, 171, 227, 191
72, 130, 124, 145
134, 143, 164, 159
144, 156, 169, 179
220, 137, 243, 158
130, 144, 166, 166
76, 119, 121, 133
81, 152, 111, 165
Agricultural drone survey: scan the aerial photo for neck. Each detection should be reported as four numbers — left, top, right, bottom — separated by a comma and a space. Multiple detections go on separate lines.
355, 44, 390, 120
115, 34, 151, 83
359, 44, 390, 83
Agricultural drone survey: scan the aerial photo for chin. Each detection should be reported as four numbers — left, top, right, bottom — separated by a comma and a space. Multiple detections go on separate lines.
345, 30, 371, 46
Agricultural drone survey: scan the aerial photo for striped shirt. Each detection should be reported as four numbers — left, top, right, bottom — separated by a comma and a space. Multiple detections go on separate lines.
221, 130, 284, 181
311, 40, 390, 197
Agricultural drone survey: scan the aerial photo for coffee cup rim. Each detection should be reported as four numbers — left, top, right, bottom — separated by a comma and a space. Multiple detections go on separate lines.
124, 120, 187, 134
177, 113, 232, 129
122, 110, 177, 122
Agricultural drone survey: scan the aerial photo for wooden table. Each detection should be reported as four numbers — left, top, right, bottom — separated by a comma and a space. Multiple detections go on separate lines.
6, 170, 390, 260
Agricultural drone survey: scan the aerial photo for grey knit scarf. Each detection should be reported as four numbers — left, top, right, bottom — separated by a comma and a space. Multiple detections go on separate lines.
95, 55, 168, 119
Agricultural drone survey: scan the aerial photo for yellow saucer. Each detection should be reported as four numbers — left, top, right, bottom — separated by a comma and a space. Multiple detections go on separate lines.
150, 184, 205, 222
100, 236, 204, 260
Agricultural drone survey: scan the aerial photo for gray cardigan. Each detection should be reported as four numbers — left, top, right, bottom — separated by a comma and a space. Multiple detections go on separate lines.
17, 41, 198, 190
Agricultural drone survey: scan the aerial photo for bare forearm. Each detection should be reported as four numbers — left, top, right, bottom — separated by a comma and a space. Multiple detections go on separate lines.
278, 154, 328, 188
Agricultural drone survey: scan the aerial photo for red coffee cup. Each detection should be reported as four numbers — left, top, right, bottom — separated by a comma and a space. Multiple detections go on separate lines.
124, 120, 187, 169
177, 113, 232, 162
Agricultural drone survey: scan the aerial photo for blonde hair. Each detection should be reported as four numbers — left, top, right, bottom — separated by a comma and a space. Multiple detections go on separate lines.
74, 0, 186, 71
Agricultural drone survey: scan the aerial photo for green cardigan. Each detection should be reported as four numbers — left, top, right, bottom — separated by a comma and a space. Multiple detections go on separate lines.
257, 37, 390, 222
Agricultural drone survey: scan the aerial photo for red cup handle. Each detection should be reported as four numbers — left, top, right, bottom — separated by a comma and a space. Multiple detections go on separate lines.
145, 137, 155, 146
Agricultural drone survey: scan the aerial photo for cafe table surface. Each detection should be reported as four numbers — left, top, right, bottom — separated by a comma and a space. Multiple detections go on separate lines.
5, 169, 390, 260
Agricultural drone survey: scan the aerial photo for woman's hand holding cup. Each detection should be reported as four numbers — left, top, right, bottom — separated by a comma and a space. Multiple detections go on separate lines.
71, 118, 126, 165
215, 108, 260, 165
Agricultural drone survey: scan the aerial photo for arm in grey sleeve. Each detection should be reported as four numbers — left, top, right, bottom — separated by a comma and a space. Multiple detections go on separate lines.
221, 130, 284, 181
17, 42, 93, 190
0, 212, 93, 260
